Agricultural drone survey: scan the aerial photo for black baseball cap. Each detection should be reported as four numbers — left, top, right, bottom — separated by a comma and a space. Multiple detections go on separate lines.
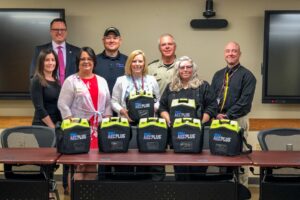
103, 27, 120, 37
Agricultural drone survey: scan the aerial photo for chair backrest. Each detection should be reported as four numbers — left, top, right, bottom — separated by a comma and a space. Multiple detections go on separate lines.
0, 125, 56, 179
257, 128, 300, 151
1, 125, 56, 148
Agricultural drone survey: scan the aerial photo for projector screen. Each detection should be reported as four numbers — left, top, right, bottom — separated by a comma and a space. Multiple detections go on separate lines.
262, 10, 300, 103
0, 8, 65, 99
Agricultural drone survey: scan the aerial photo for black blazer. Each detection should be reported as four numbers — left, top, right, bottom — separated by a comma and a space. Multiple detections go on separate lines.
29, 42, 80, 78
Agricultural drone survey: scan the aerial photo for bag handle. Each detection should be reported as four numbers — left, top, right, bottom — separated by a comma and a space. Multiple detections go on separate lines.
147, 117, 159, 123
181, 118, 193, 123
71, 118, 82, 123
109, 117, 122, 122
218, 119, 231, 124
178, 98, 189, 103
240, 128, 252, 154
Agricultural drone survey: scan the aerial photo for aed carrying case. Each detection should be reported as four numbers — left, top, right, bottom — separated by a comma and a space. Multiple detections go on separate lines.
171, 118, 203, 153
126, 90, 155, 123
169, 98, 196, 123
98, 117, 131, 153
209, 119, 252, 156
56, 118, 90, 154
137, 117, 168, 152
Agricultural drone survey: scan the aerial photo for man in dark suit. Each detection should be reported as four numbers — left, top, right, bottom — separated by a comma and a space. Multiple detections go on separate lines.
29, 18, 79, 195
29, 18, 80, 84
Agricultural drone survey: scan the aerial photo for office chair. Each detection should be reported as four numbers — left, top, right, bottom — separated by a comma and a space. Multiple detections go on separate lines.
257, 128, 300, 200
258, 128, 300, 151
258, 128, 300, 174
1, 125, 60, 200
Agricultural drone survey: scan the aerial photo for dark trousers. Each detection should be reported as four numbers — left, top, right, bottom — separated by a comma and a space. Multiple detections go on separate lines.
63, 164, 69, 189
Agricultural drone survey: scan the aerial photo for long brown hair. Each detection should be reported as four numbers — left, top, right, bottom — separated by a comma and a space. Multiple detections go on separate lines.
34, 49, 59, 86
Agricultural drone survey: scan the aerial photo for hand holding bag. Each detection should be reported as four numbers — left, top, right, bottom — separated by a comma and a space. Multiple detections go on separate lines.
56, 118, 91, 154
209, 119, 252, 156
98, 117, 131, 153
137, 117, 168, 152
126, 90, 155, 123
171, 118, 203, 153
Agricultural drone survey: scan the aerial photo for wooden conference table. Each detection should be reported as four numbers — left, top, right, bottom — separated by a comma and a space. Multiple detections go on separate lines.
250, 151, 300, 200
0, 148, 60, 200
57, 149, 252, 200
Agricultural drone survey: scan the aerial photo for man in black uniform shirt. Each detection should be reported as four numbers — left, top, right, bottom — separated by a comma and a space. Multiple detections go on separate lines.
95, 27, 127, 93
95, 27, 128, 179
211, 41, 256, 186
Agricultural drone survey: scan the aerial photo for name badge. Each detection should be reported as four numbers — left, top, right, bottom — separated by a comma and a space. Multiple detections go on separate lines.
75, 86, 84, 93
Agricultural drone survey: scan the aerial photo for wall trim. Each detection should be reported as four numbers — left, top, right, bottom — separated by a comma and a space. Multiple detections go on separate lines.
0, 116, 32, 128
249, 118, 300, 131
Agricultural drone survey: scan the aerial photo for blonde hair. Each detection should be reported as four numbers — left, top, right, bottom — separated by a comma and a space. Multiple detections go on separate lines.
124, 50, 148, 76
169, 56, 203, 92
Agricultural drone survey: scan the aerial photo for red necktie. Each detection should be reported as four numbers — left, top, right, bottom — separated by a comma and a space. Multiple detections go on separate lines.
57, 46, 65, 85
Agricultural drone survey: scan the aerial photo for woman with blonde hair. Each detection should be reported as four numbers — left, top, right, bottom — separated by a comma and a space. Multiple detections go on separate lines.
110, 50, 162, 180
111, 49, 160, 122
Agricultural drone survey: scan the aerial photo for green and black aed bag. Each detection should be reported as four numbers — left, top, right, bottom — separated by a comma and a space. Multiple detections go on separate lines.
56, 118, 90, 154
137, 117, 168, 152
171, 118, 203, 153
98, 117, 131, 153
209, 119, 252, 156
169, 98, 196, 123
126, 90, 155, 123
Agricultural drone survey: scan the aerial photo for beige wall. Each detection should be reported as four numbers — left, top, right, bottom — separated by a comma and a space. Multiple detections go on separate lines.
1, 0, 300, 118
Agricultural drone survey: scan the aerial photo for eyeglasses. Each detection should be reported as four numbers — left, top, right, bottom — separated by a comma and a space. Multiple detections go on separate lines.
179, 65, 193, 69
51, 28, 67, 33
80, 57, 93, 62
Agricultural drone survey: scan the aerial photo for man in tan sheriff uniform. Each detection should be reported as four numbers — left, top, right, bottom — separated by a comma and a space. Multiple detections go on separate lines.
148, 33, 177, 94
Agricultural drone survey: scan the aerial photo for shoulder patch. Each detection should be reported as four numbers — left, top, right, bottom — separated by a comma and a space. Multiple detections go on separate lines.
148, 59, 159, 66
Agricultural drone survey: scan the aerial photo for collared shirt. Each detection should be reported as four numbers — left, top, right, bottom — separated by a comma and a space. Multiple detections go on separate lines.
52, 41, 66, 66
211, 64, 256, 120
95, 51, 127, 93
148, 59, 177, 95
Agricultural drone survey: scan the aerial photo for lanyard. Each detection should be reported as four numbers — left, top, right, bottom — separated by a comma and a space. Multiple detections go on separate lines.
131, 75, 144, 92
219, 65, 240, 112
220, 72, 229, 112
